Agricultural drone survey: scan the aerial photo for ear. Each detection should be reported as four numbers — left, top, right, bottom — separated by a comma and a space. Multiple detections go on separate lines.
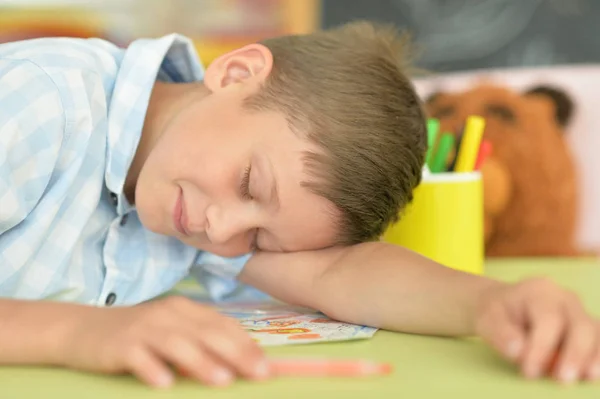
203, 43, 273, 93
524, 85, 574, 128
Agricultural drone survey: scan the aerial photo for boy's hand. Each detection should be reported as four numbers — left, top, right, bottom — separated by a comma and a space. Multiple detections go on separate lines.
63, 296, 268, 388
475, 278, 600, 383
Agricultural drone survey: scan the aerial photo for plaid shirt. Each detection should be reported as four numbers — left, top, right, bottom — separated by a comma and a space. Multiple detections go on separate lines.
0, 34, 258, 306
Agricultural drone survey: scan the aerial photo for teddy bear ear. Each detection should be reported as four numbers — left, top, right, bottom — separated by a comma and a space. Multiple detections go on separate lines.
524, 85, 574, 128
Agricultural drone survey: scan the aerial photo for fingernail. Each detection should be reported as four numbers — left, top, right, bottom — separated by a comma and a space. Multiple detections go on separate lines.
155, 372, 174, 388
254, 360, 270, 379
560, 366, 577, 384
212, 368, 233, 386
506, 340, 522, 359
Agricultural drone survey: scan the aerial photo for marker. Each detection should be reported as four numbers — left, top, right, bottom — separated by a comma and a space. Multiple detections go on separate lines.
429, 133, 455, 173
474, 140, 492, 170
269, 358, 393, 377
454, 116, 486, 172
425, 118, 440, 166
448, 131, 463, 172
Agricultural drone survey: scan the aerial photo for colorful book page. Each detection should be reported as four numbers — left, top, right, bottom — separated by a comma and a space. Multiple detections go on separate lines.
213, 302, 378, 346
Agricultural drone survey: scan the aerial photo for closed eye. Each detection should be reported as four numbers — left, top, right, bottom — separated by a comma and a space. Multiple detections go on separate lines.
240, 166, 253, 200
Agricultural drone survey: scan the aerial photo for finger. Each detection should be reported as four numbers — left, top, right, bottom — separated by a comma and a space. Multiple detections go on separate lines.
168, 296, 227, 325
584, 324, 600, 381
151, 332, 234, 387
552, 317, 597, 384
198, 321, 268, 381
169, 297, 251, 342
124, 344, 174, 389
167, 297, 268, 380
520, 307, 565, 379
476, 301, 526, 362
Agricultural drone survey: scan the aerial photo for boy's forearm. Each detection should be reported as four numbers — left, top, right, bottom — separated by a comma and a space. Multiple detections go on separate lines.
314, 243, 505, 336
241, 243, 505, 337
0, 299, 86, 365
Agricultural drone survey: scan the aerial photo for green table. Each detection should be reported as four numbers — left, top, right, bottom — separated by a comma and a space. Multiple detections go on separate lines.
3, 258, 600, 398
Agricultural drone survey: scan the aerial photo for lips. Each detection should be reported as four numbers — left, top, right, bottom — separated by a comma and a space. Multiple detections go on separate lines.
173, 187, 189, 236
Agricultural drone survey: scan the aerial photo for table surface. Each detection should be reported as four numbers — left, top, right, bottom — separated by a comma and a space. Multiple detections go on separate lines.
3, 257, 600, 398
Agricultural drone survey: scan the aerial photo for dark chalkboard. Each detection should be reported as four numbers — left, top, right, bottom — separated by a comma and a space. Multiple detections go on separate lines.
322, 0, 600, 73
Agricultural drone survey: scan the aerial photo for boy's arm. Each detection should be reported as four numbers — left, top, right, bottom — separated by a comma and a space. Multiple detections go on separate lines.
241, 246, 600, 383
0, 299, 80, 365
0, 298, 268, 387
239, 242, 504, 336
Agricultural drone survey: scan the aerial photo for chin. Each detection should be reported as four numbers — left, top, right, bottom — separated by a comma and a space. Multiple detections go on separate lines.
136, 207, 166, 236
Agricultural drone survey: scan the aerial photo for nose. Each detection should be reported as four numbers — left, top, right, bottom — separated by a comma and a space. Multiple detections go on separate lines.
205, 204, 253, 245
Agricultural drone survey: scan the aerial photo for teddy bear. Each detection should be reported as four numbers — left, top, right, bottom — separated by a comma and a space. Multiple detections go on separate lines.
424, 83, 579, 257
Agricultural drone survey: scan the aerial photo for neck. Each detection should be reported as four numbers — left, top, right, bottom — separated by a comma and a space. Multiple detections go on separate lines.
124, 81, 208, 203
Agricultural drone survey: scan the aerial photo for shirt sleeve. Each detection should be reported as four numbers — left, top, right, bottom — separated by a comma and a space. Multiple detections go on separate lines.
0, 59, 65, 235
190, 251, 271, 302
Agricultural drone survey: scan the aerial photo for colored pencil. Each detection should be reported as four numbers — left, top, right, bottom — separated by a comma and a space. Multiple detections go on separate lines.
454, 116, 485, 172
474, 140, 492, 170
425, 118, 440, 166
269, 358, 393, 377
430, 133, 455, 173
448, 131, 463, 172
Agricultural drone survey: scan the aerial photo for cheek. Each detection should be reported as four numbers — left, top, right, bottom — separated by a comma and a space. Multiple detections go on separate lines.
275, 199, 338, 250
186, 156, 239, 202
134, 140, 200, 235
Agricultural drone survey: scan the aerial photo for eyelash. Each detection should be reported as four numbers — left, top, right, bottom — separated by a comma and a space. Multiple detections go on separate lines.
240, 166, 253, 200
241, 166, 258, 251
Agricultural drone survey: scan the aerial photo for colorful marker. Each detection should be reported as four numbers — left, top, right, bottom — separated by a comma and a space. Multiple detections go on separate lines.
429, 133, 455, 173
474, 140, 492, 170
269, 358, 393, 377
425, 118, 440, 166
454, 116, 486, 172
448, 131, 463, 172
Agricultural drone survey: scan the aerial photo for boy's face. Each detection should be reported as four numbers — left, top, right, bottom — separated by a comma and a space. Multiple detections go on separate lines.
134, 45, 339, 257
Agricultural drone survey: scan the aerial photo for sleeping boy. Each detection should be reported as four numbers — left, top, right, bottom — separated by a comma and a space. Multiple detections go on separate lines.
1, 21, 598, 388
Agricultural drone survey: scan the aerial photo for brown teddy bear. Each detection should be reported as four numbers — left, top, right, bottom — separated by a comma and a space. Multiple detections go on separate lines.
424, 83, 579, 257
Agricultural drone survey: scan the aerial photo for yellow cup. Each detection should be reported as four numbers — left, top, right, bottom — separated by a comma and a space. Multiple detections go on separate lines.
383, 171, 484, 275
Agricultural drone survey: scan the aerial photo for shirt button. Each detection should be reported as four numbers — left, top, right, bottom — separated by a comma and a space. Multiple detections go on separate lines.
109, 192, 118, 206
105, 293, 117, 306
119, 214, 129, 226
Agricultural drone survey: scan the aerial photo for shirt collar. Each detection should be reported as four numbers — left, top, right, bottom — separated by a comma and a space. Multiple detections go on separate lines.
105, 34, 205, 215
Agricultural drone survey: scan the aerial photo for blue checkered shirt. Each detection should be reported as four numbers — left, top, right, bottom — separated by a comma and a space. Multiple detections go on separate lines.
0, 34, 262, 306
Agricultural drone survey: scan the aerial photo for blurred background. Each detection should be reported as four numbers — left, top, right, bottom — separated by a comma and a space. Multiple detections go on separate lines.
3, 0, 600, 70
1, 0, 597, 256
0, 0, 320, 65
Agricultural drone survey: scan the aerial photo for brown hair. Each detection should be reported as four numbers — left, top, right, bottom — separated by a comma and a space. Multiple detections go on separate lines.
245, 21, 427, 244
